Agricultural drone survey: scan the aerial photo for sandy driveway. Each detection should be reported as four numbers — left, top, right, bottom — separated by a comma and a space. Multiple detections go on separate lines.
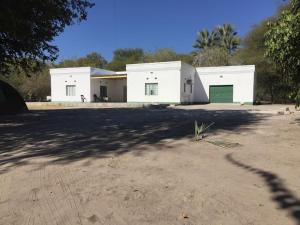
0, 104, 300, 225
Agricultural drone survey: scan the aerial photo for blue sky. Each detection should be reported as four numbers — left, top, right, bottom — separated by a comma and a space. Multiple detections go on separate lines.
53, 0, 283, 62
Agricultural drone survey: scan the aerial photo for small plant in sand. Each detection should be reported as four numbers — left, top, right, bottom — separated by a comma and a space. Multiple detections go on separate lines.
194, 121, 214, 141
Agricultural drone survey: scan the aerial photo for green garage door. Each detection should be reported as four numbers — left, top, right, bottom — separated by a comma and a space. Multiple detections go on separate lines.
209, 85, 233, 103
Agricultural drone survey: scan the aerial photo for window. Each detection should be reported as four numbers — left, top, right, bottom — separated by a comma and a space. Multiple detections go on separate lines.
66, 85, 76, 96
184, 83, 186, 92
190, 84, 193, 93
145, 83, 158, 96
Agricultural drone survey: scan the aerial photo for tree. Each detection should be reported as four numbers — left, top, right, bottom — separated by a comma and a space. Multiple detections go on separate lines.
58, 52, 107, 68
232, 20, 284, 103
193, 29, 218, 50
0, 64, 50, 101
144, 48, 194, 64
145, 48, 178, 62
0, 0, 94, 75
193, 24, 240, 54
193, 47, 230, 67
265, 0, 300, 105
216, 24, 241, 54
20, 67, 51, 101
193, 24, 240, 66
106, 48, 145, 71
177, 53, 194, 65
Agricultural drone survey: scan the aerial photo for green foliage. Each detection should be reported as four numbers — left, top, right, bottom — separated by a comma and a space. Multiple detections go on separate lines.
193, 24, 240, 54
177, 53, 194, 65
193, 24, 240, 67
194, 121, 214, 141
193, 47, 230, 67
215, 24, 241, 54
145, 48, 179, 62
58, 52, 107, 68
265, 0, 300, 105
193, 29, 218, 50
0, 64, 50, 101
0, 0, 94, 75
106, 48, 145, 71
144, 48, 194, 64
20, 68, 51, 101
232, 19, 287, 103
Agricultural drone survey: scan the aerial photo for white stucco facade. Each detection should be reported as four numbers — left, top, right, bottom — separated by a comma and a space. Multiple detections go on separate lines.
195, 65, 256, 104
50, 67, 127, 103
126, 61, 182, 103
50, 62, 255, 104
50, 67, 92, 102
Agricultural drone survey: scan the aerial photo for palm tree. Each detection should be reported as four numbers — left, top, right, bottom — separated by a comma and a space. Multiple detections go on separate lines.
215, 24, 240, 54
193, 29, 218, 50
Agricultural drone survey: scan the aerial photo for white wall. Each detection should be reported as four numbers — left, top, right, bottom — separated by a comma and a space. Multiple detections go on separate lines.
126, 61, 182, 103
180, 62, 196, 103
90, 78, 100, 100
50, 67, 91, 102
195, 65, 255, 103
107, 79, 127, 102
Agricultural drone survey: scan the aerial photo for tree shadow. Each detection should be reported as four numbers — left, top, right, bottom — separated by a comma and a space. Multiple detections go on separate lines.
0, 107, 266, 173
226, 153, 300, 225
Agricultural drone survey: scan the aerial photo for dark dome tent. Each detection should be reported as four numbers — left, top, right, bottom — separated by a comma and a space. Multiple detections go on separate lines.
0, 80, 28, 114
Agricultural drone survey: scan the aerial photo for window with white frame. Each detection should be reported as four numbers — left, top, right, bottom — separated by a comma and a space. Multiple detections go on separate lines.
145, 83, 158, 96
66, 85, 76, 96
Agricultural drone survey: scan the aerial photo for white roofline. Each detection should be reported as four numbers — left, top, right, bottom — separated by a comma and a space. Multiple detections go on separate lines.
50, 67, 117, 76
126, 61, 182, 72
49, 67, 91, 75
127, 61, 181, 66
196, 65, 255, 72
115, 71, 127, 75
49, 63, 255, 76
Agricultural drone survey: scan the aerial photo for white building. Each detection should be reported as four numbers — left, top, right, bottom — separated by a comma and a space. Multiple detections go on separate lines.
50, 61, 255, 104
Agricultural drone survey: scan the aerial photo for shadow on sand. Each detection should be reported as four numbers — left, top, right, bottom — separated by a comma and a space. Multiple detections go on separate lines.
0, 107, 266, 173
226, 153, 300, 225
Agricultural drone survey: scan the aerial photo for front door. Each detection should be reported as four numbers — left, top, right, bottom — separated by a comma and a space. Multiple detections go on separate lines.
100, 86, 107, 101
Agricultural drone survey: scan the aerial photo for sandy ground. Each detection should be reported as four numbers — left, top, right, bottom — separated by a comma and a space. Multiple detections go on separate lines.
0, 104, 300, 225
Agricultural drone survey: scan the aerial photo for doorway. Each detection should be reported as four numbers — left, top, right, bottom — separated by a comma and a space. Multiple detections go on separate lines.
100, 86, 108, 101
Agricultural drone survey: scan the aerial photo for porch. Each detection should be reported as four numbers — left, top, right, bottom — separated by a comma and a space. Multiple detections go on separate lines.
91, 73, 127, 102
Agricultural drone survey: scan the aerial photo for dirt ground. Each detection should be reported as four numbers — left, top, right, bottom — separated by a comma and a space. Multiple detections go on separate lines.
0, 104, 300, 225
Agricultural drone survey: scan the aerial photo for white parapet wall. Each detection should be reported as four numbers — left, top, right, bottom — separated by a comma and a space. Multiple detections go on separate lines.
50, 67, 92, 102
126, 61, 182, 104
195, 65, 256, 104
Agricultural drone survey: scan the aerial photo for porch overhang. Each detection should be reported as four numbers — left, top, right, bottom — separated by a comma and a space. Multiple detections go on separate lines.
91, 75, 127, 79
91, 72, 127, 79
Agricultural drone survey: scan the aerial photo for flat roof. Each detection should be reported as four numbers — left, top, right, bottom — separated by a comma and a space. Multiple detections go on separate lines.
126, 61, 182, 72
196, 65, 255, 73
49, 63, 255, 76
50, 67, 124, 77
